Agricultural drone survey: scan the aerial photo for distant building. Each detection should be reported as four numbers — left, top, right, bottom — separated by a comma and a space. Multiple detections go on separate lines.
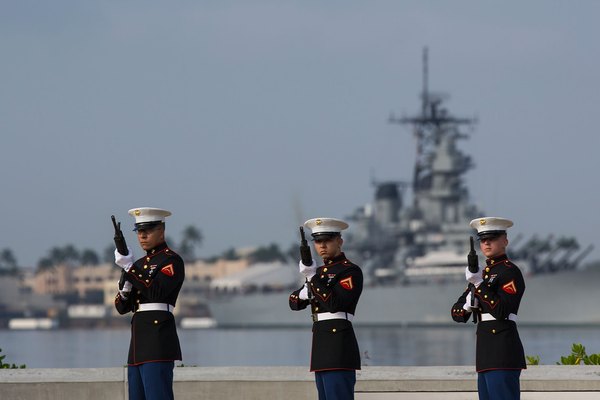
0, 275, 65, 328
2, 256, 254, 326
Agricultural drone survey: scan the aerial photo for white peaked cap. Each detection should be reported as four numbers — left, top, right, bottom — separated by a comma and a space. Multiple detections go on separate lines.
469, 217, 513, 238
304, 217, 349, 238
128, 207, 172, 227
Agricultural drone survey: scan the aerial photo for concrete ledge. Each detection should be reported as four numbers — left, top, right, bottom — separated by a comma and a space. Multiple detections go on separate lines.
1, 366, 599, 400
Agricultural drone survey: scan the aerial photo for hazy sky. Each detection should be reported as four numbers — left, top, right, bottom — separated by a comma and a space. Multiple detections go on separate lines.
2, 1, 599, 267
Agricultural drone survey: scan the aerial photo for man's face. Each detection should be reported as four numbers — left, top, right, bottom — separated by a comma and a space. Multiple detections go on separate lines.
313, 236, 343, 261
479, 234, 508, 259
136, 224, 165, 251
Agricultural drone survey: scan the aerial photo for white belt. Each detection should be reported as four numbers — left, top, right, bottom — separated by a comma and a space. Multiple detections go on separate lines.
137, 303, 175, 313
314, 312, 354, 322
480, 313, 517, 322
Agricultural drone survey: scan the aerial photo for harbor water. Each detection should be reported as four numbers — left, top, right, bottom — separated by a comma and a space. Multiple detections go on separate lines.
1, 325, 599, 368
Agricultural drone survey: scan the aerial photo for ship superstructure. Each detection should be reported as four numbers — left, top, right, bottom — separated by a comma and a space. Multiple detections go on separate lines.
344, 48, 591, 284
345, 48, 481, 284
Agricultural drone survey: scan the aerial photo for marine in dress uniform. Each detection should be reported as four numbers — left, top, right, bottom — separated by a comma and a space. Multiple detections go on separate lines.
114, 207, 185, 400
451, 217, 526, 400
289, 218, 363, 400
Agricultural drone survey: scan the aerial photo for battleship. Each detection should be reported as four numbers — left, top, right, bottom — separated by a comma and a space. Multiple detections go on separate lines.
207, 49, 598, 327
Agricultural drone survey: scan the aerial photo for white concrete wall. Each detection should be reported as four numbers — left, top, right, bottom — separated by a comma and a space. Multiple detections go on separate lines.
1, 366, 599, 400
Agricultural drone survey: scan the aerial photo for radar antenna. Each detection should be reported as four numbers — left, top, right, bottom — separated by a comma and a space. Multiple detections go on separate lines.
388, 47, 477, 203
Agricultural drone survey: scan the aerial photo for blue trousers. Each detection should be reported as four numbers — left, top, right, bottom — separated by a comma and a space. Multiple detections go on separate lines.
128, 361, 175, 400
477, 369, 521, 400
315, 370, 356, 400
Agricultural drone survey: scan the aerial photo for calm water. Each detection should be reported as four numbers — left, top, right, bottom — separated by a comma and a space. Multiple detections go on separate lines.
1, 326, 599, 368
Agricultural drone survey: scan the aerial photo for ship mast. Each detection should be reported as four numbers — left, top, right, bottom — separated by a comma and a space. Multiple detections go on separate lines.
421, 47, 428, 117
389, 47, 476, 219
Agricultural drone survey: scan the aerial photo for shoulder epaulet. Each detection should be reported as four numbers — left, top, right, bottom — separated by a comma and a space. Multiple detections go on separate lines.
164, 247, 182, 258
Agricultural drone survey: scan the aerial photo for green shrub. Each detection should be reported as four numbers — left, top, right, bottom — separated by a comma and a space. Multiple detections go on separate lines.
525, 355, 540, 365
0, 347, 26, 369
556, 343, 600, 365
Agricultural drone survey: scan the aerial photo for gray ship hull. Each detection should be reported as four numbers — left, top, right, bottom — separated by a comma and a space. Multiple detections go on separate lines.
208, 269, 600, 327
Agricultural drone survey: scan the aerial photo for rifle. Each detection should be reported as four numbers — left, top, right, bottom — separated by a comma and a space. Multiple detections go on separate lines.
467, 236, 479, 323
111, 215, 128, 290
299, 226, 313, 266
112, 215, 129, 256
299, 227, 316, 322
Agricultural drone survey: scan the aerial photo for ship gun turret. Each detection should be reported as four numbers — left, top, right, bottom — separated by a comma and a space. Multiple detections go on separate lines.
512, 235, 591, 274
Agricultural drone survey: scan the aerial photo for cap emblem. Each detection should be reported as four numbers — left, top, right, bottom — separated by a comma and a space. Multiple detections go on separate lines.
480, 219, 486, 225
316, 219, 322, 225
134, 210, 141, 216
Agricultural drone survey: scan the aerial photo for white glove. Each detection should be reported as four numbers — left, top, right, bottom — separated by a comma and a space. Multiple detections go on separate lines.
463, 292, 479, 311
298, 283, 310, 300
114, 248, 135, 272
465, 266, 483, 287
119, 281, 133, 299
298, 259, 318, 280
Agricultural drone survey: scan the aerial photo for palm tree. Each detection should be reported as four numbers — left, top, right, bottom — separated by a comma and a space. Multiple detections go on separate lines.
37, 257, 54, 271
0, 248, 18, 275
39, 244, 81, 270
286, 242, 301, 263
103, 244, 116, 264
179, 226, 203, 262
249, 243, 287, 263
0, 248, 17, 267
80, 249, 100, 266
221, 247, 239, 260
